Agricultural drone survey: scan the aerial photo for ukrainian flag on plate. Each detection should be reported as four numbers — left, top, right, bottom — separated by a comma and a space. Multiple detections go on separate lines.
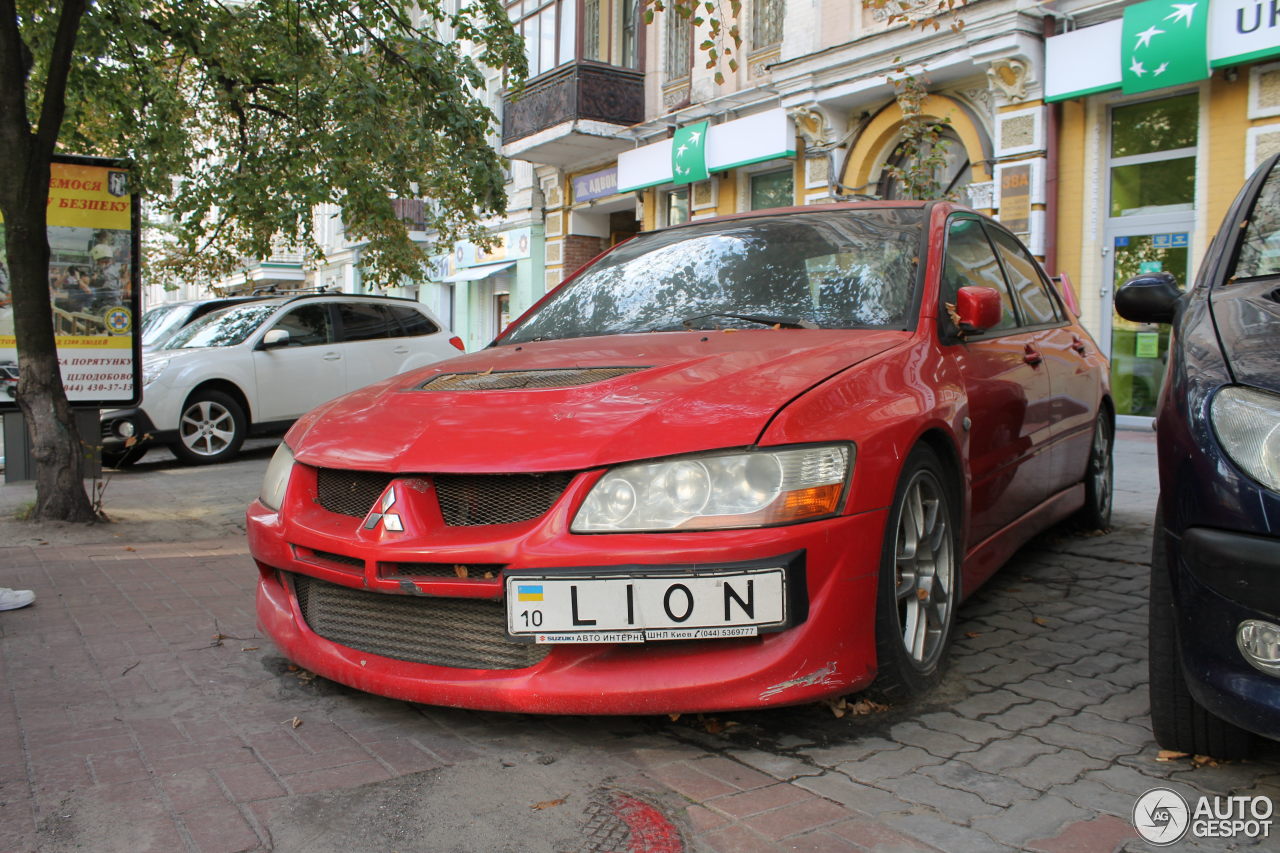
517, 584, 544, 602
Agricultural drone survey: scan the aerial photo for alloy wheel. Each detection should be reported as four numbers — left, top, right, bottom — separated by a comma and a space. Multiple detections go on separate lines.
893, 470, 955, 669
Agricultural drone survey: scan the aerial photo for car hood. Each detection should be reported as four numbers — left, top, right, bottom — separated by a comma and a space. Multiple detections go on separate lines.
1212, 280, 1280, 395
287, 330, 908, 473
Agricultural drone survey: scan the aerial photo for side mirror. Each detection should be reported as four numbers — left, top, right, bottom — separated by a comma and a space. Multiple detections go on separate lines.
956, 286, 1003, 332
1115, 272, 1182, 324
261, 329, 290, 348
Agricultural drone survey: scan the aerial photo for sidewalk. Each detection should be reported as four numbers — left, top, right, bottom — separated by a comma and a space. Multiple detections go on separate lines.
1, 430, 1277, 852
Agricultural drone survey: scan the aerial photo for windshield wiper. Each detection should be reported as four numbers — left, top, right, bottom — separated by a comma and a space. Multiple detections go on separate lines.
681, 313, 818, 330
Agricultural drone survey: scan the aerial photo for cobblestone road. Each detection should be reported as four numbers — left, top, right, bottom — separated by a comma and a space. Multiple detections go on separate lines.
0, 430, 1276, 852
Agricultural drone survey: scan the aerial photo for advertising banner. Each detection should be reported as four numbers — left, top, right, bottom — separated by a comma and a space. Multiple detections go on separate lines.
0, 155, 141, 409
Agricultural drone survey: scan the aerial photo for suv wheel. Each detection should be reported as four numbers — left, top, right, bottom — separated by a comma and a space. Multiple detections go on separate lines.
173, 390, 246, 465
1148, 506, 1254, 759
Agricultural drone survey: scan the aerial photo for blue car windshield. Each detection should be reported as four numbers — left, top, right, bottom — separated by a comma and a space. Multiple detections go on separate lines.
501, 208, 924, 344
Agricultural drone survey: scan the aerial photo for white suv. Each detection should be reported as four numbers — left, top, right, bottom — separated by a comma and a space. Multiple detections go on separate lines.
101, 293, 463, 466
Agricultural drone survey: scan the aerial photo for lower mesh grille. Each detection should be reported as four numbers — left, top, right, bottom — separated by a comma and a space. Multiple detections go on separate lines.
291, 573, 547, 670
381, 562, 504, 579
435, 473, 574, 526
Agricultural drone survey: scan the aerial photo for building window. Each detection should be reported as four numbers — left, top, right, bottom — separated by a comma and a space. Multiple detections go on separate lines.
508, 0, 576, 78
495, 291, 511, 337
665, 6, 692, 80
1108, 94, 1197, 218
583, 0, 641, 68
750, 168, 794, 210
878, 126, 972, 201
753, 0, 783, 49
666, 188, 690, 225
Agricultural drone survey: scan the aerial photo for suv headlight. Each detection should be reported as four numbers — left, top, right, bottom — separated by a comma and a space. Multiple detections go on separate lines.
1211, 386, 1280, 492
572, 444, 852, 532
141, 357, 170, 387
260, 442, 296, 511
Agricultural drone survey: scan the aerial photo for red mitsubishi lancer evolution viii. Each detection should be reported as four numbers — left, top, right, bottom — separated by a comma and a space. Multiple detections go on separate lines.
249, 202, 1112, 715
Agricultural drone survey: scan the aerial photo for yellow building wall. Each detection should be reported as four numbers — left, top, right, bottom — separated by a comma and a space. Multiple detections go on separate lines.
1205, 73, 1251, 237
1055, 99, 1090, 326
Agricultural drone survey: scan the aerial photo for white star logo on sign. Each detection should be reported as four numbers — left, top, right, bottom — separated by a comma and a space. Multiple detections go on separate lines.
1130, 58, 1147, 77
1165, 3, 1196, 26
1135, 25, 1164, 49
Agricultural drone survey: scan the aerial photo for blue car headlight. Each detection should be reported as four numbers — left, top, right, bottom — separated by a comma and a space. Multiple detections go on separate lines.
1211, 386, 1280, 492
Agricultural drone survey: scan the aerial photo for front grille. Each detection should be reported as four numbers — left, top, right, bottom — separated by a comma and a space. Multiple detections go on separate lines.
435, 473, 575, 526
381, 562, 505, 579
420, 367, 645, 392
292, 574, 547, 670
305, 548, 364, 569
317, 469, 394, 517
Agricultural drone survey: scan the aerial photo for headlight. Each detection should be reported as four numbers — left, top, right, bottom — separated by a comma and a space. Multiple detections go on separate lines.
141, 357, 170, 387
1211, 386, 1280, 492
259, 442, 296, 511
572, 444, 852, 532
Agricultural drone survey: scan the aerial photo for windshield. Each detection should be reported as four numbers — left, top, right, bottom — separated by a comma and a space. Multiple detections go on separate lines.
502, 209, 924, 344
164, 303, 279, 349
139, 304, 192, 347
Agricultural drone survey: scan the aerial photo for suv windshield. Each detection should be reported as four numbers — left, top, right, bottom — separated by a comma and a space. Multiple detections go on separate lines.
139, 304, 192, 347
164, 303, 280, 349
502, 208, 924, 344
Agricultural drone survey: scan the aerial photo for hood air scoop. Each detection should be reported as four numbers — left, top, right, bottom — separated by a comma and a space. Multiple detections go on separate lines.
419, 367, 647, 392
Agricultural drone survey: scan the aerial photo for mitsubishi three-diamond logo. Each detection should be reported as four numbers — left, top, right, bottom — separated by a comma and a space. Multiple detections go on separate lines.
363, 485, 404, 532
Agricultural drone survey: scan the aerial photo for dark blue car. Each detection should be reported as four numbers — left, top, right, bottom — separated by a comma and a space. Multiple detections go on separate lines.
1117, 152, 1280, 759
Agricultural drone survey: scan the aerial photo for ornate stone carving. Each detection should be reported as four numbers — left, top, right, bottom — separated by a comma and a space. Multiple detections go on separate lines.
869, 0, 934, 24
788, 106, 836, 148
958, 86, 995, 122
965, 181, 994, 210
987, 59, 1030, 103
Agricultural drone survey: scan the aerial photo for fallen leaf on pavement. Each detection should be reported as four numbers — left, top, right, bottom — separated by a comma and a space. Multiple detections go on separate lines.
1156, 750, 1190, 762
965, 631, 982, 639
531, 798, 565, 810
241, 646, 259, 652
1033, 616, 1048, 626
289, 717, 303, 728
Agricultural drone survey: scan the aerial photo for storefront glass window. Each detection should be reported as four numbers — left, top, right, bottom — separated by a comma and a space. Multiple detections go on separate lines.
750, 169, 794, 210
1108, 94, 1197, 218
666, 188, 690, 225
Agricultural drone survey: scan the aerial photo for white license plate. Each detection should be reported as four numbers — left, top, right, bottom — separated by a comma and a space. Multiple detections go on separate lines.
505, 568, 787, 643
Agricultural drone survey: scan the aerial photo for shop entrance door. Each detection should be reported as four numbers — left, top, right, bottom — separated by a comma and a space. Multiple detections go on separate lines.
1101, 223, 1191, 426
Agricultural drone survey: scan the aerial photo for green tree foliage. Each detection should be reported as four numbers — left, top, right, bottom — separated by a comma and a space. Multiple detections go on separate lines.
0, 0, 526, 520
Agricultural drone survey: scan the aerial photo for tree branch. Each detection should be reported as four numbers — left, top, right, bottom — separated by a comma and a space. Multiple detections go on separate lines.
34, 0, 88, 153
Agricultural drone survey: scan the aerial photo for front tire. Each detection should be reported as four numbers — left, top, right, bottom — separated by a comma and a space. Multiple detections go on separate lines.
1076, 410, 1114, 530
872, 445, 960, 701
1148, 506, 1253, 759
172, 390, 246, 465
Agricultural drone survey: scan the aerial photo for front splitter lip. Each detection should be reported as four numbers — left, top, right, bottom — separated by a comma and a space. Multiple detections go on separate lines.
250, 502, 885, 715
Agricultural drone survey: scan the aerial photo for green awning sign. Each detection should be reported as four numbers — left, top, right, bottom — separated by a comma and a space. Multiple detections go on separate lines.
672, 121, 710, 185
1122, 0, 1210, 94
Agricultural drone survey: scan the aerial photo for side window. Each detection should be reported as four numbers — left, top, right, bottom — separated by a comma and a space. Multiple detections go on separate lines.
941, 217, 1018, 333
1234, 163, 1280, 278
387, 305, 439, 337
268, 304, 332, 347
337, 303, 395, 342
987, 227, 1062, 326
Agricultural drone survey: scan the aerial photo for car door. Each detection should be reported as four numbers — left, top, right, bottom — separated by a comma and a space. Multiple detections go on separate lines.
940, 216, 1055, 545
334, 301, 405, 393
985, 226, 1103, 498
251, 303, 345, 422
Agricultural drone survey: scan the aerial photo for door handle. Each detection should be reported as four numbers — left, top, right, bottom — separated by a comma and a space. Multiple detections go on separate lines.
393, 346, 409, 354
1023, 344, 1043, 366
1071, 335, 1087, 355
323, 352, 341, 361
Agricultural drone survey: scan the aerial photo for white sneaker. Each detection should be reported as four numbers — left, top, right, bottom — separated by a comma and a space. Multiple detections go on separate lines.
0, 588, 35, 610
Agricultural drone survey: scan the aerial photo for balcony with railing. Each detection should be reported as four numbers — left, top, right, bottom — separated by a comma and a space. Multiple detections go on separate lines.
500, 61, 644, 168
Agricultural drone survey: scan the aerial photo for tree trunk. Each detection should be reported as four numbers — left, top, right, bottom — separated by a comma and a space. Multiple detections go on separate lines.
0, 0, 97, 521
4, 155, 97, 522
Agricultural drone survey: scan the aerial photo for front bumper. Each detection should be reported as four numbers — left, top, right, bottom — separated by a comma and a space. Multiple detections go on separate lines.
1169, 525, 1280, 740
99, 407, 167, 450
249, 466, 888, 715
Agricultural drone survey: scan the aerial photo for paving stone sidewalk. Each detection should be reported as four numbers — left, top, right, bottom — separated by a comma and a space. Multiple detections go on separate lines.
1, 430, 1277, 852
